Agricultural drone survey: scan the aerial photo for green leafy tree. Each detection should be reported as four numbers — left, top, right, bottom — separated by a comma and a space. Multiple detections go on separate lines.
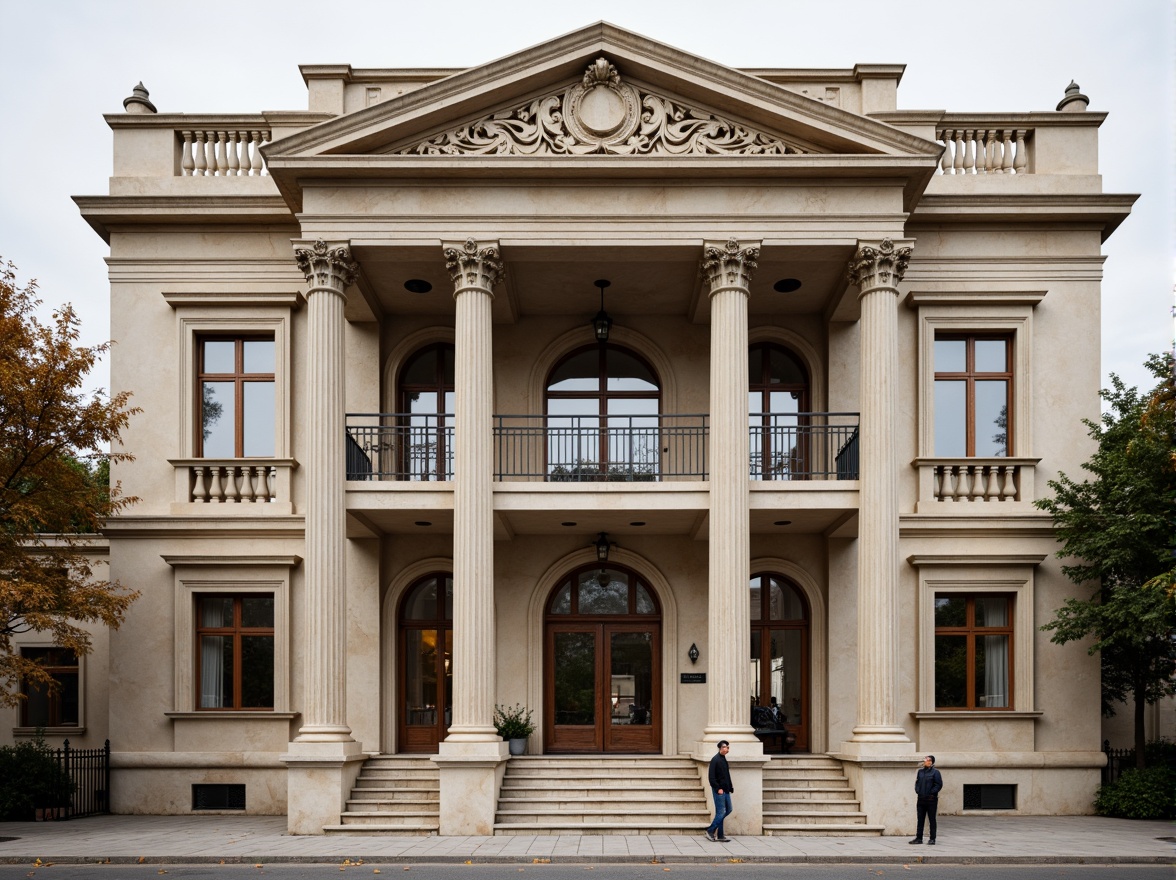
1036, 353, 1176, 768
0, 259, 141, 708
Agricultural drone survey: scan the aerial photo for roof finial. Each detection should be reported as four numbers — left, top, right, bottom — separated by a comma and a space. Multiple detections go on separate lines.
1056, 80, 1089, 112
123, 82, 157, 114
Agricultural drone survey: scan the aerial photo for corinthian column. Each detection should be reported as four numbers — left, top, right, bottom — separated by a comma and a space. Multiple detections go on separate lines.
293, 239, 358, 743
846, 238, 914, 748
443, 238, 503, 742
700, 238, 760, 744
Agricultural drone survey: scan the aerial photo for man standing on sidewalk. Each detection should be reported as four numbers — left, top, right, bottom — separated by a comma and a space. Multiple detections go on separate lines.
909, 754, 943, 845
704, 740, 733, 842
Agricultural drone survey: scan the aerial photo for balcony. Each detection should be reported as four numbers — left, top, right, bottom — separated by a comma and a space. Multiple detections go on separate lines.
344, 413, 858, 482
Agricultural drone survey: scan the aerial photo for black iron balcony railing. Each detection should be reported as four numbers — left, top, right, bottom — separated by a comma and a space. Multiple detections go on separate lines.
346, 413, 454, 481
493, 414, 709, 481
344, 412, 859, 482
748, 412, 860, 480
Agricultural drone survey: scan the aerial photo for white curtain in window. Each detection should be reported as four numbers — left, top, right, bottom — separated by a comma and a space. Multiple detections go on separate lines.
200, 601, 228, 708
978, 598, 1009, 708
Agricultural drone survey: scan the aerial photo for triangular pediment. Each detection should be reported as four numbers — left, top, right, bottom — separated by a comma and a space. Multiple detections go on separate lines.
267, 22, 940, 165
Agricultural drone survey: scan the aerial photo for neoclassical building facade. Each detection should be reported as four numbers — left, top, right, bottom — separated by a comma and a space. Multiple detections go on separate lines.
7, 23, 1137, 835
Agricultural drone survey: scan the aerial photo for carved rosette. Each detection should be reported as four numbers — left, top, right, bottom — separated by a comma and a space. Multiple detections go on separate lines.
847, 239, 913, 294
443, 238, 504, 294
700, 238, 760, 295
294, 240, 359, 293
399, 57, 806, 157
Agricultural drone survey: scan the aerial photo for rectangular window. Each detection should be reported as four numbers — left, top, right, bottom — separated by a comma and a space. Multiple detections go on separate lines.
192, 783, 246, 810
934, 594, 1013, 709
197, 337, 275, 457
196, 595, 274, 710
20, 648, 79, 727
933, 335, 1012, 456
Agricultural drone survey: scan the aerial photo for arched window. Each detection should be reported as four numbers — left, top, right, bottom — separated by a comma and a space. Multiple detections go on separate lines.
398, 573, 453, 752
748, 342, 810, 480
398, 343, 455, 480
545, 345, 661, 480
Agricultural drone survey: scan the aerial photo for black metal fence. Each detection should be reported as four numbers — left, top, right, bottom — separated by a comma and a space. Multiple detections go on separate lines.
346, 413, 455, 481
748, 413, 860, 480
50, 739, 110, 819
494, 414, 709, 480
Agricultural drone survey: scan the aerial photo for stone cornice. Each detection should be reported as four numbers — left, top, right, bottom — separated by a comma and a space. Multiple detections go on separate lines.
907, 553, 1048, 567
908, 192, 1138, 241
101, 516, 305, 537
898, 513, 1056, 538
74, 195, 294, 242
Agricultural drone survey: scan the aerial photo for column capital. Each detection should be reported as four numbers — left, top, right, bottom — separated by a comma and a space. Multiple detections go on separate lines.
700, 238, 761, 296
294, 239, 358, 294
847, 238, 913, 295
443, 238, 504, 296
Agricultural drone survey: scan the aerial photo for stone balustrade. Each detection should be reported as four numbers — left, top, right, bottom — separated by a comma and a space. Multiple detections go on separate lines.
935, 126, 1030, 175
178, 128, 270, 176
915, 458, 1038, 510
170, 458, 295, 508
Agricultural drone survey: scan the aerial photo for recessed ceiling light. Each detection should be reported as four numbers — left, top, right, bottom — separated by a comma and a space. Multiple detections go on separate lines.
561, 521, 577, 527
773, 520, 792, 526
404, 279, 432, 294
414, 521, 432, 527
629, 521, 646, 527
773, 278, 802, 293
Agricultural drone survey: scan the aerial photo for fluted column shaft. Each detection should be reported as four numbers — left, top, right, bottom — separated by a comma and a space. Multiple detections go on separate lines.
444, 239, 503, 740
701, 239, 760, 738
293, 240, 358, 742
847, 239, 913, 741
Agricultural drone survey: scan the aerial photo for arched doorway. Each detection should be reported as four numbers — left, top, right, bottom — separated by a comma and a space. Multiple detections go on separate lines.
544, 564, 661, 753
545, 344, 660, 480
398, 343, 455, 480
398, 573, 452, 752
749, 572, 810, 752
748, 342, 811, 480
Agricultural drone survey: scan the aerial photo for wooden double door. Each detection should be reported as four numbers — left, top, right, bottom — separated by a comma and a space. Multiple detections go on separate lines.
544, 566, 661, 753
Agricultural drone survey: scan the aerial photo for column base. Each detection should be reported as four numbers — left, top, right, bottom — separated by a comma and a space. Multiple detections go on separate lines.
281, 740, 365, 834
433, 739, 510, 836
293, 723, 354, 743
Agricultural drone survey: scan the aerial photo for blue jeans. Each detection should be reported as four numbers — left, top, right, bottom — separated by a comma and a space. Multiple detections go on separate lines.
705, 790, 733, 837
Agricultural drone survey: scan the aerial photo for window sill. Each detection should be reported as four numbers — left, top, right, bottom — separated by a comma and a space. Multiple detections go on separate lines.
165, 711, 298, 720
13, 726, 85, 736
911, 710, 1042, 720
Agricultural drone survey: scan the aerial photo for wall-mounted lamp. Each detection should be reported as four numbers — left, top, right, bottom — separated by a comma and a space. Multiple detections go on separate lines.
594, 531, 612, 564
591, 279, 613, 343
688, 643, 700, 664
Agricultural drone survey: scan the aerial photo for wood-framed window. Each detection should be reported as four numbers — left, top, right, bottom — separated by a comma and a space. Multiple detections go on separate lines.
20, 647, 79, 727
195, 595, 274, 710
933, 335, 1012, 456
197, 337, 275, 457
397, 344, 456, 481
934, 593, 1014, 709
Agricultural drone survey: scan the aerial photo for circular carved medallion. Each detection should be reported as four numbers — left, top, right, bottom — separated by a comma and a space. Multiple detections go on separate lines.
563, 57, 641, 151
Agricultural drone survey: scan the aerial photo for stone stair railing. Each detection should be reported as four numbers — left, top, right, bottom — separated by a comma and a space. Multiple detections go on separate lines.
935, 125, 1031, 175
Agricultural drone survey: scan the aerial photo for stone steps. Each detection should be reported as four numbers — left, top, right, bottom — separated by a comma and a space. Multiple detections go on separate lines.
761, 756, 882, 837
324, 756, 439, 836
494, 756, 708, 836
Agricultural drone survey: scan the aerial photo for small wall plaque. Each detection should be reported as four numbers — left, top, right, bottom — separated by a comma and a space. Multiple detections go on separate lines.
680, 673, 706, 684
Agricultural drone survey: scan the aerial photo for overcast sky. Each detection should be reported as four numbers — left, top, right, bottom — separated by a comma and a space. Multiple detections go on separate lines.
2, 0, 1172, 397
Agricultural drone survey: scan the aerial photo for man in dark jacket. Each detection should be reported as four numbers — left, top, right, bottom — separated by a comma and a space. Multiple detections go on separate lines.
909, 755, 943, 845
703, 740, 733, 842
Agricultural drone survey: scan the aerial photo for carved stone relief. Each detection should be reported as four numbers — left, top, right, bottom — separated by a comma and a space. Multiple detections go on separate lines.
397, 57, 808, 157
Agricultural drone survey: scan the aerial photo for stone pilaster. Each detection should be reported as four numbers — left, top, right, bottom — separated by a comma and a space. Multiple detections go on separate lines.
434, 238, 508, 836
282, 240, 364, 835
843, 238, 915, 753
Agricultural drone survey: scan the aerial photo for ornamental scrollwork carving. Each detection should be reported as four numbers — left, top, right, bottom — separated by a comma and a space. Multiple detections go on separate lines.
443, 238, 505, 292
398, 57, 807, 157
294, 239, 358, 292
700, 238, 760, 293
847, 238, 912, 292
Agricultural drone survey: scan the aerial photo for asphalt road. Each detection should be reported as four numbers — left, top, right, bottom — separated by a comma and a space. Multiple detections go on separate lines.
1, 864, 1171, 880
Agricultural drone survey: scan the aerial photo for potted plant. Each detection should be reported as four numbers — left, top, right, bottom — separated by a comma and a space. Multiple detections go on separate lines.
494, 703, 535, 756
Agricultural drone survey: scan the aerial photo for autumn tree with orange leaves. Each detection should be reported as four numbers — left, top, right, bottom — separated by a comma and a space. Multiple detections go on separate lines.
0, 259, 140, 709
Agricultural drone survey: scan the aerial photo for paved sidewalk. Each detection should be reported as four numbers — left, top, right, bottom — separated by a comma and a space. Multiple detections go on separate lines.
0, 815, 1172, 865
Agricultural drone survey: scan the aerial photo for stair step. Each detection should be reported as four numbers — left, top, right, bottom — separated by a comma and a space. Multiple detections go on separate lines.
764, 824, 885, 837
493, 822, 706, 836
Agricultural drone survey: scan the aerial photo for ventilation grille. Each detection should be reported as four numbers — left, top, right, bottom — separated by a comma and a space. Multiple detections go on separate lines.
192, 783, 246, 811
962, 783, 1015, 810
